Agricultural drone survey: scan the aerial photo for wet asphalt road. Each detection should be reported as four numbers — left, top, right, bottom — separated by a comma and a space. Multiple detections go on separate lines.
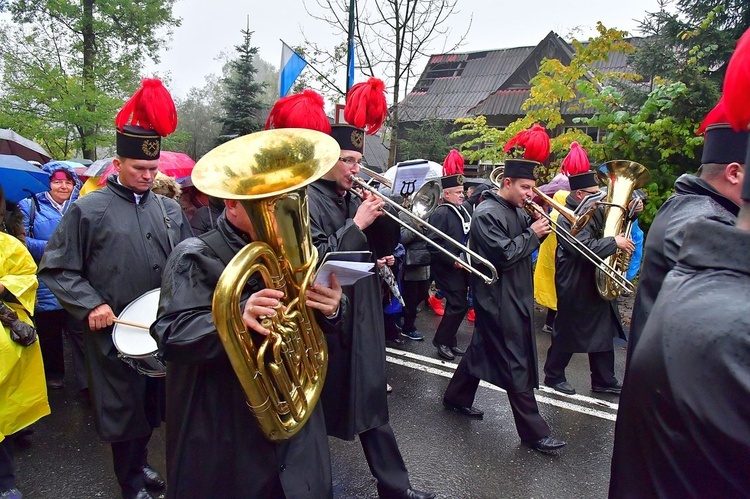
14, 302, 627, 498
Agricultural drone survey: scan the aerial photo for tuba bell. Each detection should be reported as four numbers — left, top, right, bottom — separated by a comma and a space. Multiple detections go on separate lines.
595, 160, 651, 301
191, 128, 340, 441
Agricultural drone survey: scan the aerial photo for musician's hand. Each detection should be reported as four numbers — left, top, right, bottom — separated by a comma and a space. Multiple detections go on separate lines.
528, 201, 543, 220
453, 261, 465, 269
615, 235, 635, 254
353, 191, 385, 230
629, 198, 644, 215
384, 255, 395, 266
306, 273, 343, 318
88, 303, 115, 331
242, 288, 284, 335
0, 283, 5, 295
530, 217, 551, 238
376, 257, 387, 269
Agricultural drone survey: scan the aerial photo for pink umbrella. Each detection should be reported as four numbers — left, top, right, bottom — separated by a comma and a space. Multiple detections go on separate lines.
96, 151, 196, 186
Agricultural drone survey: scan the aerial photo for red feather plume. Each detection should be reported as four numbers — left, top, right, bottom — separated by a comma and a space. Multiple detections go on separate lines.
723, 27, 750, 131
560, 142, 590, 175
115, 78, 177, 136
265, 89, 331, 133
697, 98, 729, 135
442, 149, 465, 175
503, 124, 550, 163
344, 77, 388, 135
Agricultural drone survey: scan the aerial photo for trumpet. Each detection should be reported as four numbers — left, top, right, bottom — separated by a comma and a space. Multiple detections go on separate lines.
523, 198, 636, 295
349, 172, 499, 285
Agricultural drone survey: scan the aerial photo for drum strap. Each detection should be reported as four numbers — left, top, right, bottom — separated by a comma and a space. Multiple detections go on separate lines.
199, 230, 235, 266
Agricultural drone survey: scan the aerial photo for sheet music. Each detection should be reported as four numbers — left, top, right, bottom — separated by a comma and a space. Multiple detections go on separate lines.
313, 261, 374, 287
392, 161, 430, 198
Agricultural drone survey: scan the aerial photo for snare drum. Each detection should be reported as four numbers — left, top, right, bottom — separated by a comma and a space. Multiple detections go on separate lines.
112, 288, 166, 377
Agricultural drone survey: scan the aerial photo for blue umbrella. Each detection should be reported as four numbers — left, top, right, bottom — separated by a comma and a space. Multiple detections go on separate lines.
0, 154, 50, 202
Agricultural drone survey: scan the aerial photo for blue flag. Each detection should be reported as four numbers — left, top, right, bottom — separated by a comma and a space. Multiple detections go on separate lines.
279, 41, 307, 97
347, 38, 355, 91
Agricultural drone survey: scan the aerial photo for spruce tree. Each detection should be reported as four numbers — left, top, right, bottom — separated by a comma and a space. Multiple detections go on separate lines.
217, 23, 267, 140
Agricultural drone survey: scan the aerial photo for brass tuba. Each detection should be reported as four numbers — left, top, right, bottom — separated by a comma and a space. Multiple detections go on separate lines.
191, 128, 340, 441
595, 160, 651, 301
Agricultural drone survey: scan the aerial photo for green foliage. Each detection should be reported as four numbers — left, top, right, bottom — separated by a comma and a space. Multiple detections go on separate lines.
0, 0, 179, 159
398, 120, 454, 162
216, 27, 268, 140
577, 81, 704, 228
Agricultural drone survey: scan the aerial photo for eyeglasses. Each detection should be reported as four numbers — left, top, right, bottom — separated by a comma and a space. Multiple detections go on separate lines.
50, 180, 74, 187
339, 157, 362, 166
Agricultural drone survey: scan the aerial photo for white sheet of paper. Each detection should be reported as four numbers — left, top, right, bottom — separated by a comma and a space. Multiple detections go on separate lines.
313, 261, 374, 287
392, 162, 430, 198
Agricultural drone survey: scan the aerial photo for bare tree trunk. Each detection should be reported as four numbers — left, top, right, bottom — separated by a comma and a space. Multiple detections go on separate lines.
81, 0, 96, 160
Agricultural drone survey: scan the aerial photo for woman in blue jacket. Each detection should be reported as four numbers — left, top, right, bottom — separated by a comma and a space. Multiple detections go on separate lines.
19, 161, 82, 390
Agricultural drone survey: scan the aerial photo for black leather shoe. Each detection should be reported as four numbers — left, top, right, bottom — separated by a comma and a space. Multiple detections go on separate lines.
442, 399, 484, 419
524, 436, 567, 453
142, 464, 165, 491
435, 343, 455, 360
545, 381, 576, 395
134, 489, 154, 499
385, 337, 406, 348
378, 486, 436, 499
450, 345, 466, 355
591, 382, 622, 395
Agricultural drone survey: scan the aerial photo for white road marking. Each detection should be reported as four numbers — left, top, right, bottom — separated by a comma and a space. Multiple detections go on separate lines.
386, 348, 619, 422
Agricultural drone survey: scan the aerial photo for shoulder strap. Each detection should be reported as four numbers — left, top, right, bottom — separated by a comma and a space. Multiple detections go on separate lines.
199, 230, 235, 266
153, 194, 176, 251
28, 198, 37, 239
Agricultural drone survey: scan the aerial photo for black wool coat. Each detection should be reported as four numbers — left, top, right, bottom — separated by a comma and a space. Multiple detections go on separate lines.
629, 174, 739, 358
428, 202, 472, 292
553, 195, 624, 353
462, 191, 541, 392
39, 175, 192, 442
610, 219, 750, 498
307, 179, 389, 440
152, 214, 345, 499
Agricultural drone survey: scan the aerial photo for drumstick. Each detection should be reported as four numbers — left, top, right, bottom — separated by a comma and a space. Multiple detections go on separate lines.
113, 318, 151, 330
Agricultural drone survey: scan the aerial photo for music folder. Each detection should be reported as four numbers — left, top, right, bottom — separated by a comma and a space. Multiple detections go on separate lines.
313, 251, 374, 287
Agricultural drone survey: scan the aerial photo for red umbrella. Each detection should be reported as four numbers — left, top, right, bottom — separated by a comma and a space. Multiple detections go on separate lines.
96, 151, 196, 186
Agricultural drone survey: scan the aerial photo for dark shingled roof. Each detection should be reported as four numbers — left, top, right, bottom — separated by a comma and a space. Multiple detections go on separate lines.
399, 31, 638, 123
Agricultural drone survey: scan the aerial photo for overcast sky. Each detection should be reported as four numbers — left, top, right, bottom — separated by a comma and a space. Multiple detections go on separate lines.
149, 0, 666, 98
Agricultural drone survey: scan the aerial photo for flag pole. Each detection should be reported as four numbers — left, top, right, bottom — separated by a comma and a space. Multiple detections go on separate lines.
346, 0, 356, 92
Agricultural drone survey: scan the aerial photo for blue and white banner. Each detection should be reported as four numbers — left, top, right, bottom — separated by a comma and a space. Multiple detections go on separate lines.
278, 41, 308, 97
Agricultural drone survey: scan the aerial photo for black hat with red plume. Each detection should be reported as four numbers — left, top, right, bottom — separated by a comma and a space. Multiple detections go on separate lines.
698, 98, 749, 165
115, 79, 177, 160
441, 149, 465, 188
561, 141, 597, 190
722, 27, 750, 132
502, 124, 550, 180
264, 89, 331, 133
330, 77, 388, 154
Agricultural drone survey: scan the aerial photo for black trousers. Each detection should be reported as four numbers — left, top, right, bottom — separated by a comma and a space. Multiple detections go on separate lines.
383, 314, 400, 342
444, 363, 550, 442
0, 437, 14, 491
65, 313, 88, 390
359, 423, 410, 494
433, 287, 468, 348
111, 433, 151, 499
543, 343, 617, 387
34, 309, 68, 380
401, 279, 430, 333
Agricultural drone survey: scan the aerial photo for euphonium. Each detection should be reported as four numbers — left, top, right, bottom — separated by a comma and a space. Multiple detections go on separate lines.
595, 160, 651, 301
191, 128, 341, 441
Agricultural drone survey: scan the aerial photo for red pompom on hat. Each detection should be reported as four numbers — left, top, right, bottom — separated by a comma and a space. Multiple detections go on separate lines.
442, 149, 465, 175
503, 124, 550, 163
697, 98, 729, 135
115, 78, 177, 137
344, 77, 388, 135
265, 89, 331, 133
723, 27, 750, 131
560, 142, 590, 176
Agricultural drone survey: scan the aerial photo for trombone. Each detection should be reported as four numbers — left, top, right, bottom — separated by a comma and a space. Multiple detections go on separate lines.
523, 194, 636, 295
349, 167, 498, 285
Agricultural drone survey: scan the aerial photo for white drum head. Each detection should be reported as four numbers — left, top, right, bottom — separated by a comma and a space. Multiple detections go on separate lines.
112, 288, 160, 356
